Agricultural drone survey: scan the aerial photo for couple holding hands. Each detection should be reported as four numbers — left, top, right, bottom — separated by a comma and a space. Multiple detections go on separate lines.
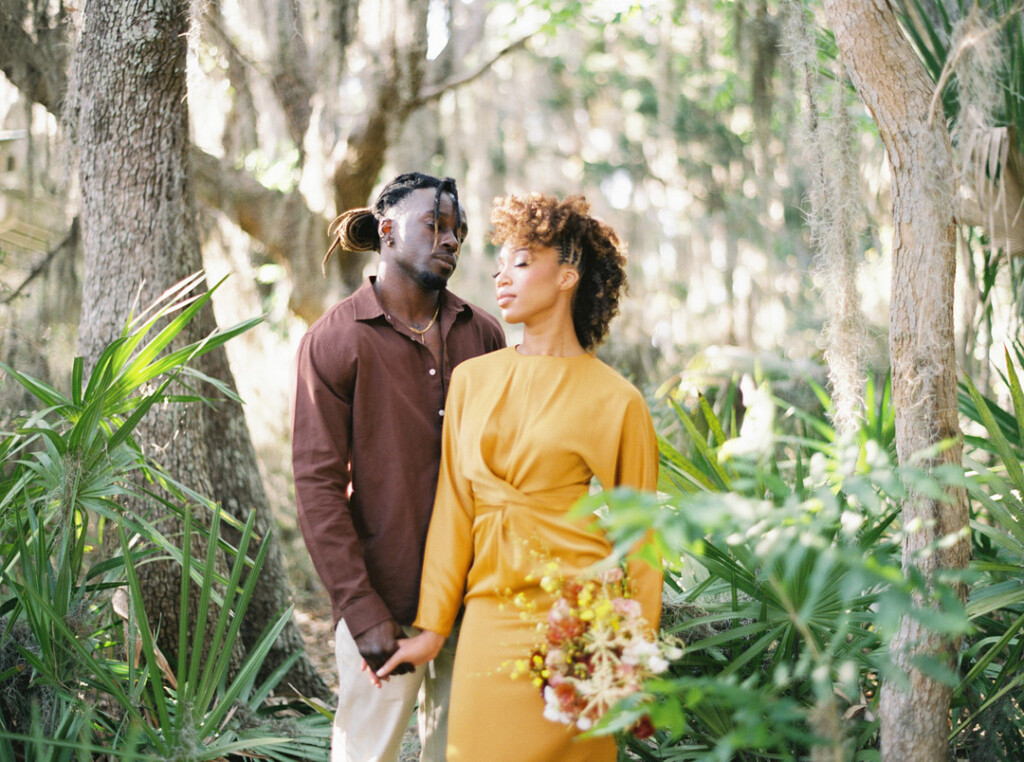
292, 172, 662, 762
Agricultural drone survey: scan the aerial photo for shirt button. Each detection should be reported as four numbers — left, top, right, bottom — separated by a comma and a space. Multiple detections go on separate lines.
429, 368, 436, 376
439, 409, 445, 417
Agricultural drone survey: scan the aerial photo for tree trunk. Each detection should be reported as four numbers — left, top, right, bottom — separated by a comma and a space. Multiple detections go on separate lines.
74, 0, 329, 700
822, 2, 969, 760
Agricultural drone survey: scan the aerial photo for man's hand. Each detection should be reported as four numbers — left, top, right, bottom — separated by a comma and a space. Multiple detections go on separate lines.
354, 620, 414, 675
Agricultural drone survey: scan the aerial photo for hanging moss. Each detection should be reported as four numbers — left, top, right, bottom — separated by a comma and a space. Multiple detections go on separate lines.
781, 0, 868, 438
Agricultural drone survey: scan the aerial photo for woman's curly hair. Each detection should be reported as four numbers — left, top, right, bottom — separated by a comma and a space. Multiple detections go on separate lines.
490, 193, 627, 351
322, 172, 464, 273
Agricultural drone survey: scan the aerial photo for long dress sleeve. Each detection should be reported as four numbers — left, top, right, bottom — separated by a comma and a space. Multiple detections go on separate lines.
414, 371, 476, 638
612, 393, 663, 631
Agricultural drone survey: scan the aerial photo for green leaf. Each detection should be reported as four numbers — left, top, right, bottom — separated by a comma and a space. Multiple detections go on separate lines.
669, 398, 733, 491
963, 373, 1024, 490
119, 527, 173, 743
1003, 346, 1024, 449
71, 356, 84, 407
0, 362, 71, 409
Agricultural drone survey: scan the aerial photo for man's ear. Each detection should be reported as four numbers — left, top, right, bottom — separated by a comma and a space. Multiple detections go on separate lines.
378, 218, 395, 249
559, 266, 580, 291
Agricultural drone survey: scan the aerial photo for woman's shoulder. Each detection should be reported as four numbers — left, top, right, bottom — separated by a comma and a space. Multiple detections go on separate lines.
451, 346, 515, 382
583, 355, 646, 400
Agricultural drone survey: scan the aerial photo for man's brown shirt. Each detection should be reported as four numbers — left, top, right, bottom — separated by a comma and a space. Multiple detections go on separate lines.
291, 278, 505, 638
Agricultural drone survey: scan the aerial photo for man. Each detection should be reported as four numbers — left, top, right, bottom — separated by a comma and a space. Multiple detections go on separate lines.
291, 173, 505, 762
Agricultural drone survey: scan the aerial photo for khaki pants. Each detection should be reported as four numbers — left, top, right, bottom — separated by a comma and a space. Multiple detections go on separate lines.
331, 618, 455, 762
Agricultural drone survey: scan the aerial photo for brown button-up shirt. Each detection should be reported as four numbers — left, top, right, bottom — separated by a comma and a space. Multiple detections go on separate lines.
291, 278, 505, 638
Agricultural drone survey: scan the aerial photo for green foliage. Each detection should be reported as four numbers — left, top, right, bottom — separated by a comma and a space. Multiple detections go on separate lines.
0, 274, 330, 760
952, 348, 1024, 759
595, 366, 1024, 759
897, 0, 1024, 139
897, 0, 1024, 377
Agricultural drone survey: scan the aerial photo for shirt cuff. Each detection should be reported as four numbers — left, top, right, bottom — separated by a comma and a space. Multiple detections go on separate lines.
334, 593, 394, 640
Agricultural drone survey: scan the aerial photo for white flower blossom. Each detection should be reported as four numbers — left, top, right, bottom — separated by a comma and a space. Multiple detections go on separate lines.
542, 687, 573, 725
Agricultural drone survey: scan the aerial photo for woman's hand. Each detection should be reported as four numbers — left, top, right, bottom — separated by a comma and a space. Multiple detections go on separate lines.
375, 630, 446, 683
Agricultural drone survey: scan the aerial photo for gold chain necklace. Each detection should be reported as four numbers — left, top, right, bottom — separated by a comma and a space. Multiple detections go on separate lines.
403, 303, 440, 338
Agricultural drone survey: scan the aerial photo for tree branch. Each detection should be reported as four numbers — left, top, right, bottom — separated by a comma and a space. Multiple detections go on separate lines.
1, 218, 78, 305
190, 147, 337, 321
409, 34, 532, 108
0, 5, 70, 114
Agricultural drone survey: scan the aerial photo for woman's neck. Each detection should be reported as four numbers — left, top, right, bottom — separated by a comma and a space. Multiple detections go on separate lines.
518, 318, 586, 357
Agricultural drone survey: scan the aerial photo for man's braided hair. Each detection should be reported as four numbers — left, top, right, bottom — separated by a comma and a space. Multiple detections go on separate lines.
322, 172, 464, 273
490, 193, 627, 352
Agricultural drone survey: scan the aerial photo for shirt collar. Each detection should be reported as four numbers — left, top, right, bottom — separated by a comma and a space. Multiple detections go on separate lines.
352, 276, 473, 322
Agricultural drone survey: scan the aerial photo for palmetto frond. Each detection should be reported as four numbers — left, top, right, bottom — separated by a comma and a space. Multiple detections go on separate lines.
958, 125, 1024, 254
899, 0, 1024, 253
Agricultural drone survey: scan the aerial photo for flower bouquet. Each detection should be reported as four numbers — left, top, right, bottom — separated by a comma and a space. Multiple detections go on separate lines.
514, 565, 681, 738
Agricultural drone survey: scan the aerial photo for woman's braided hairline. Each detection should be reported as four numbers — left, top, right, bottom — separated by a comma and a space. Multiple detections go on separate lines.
322, 173, 463, 273
490, 192, 627, 351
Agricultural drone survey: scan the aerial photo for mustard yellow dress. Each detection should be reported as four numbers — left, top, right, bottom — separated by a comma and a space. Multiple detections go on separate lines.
414, 347, 662, 762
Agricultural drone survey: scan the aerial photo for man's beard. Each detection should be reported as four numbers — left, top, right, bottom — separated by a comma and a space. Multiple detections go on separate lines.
394, 256, 452, 292
419, 269, 450, 291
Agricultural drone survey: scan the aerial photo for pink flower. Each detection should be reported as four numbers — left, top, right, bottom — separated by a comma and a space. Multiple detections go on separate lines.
612, 597, 642, 618
548, 597, 572, 623
602, 566, 624, 584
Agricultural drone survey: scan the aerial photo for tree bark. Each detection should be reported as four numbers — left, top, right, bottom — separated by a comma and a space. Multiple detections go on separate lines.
822, 2, 969, 760
0, 0, 69, 114
74, 0, 329, 700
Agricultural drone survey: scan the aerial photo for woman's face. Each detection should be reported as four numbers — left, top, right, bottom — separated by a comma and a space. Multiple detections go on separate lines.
493, 241, 574, 325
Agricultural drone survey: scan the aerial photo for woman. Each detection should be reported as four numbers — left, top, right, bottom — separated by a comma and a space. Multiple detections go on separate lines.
378, 193, 662, 761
